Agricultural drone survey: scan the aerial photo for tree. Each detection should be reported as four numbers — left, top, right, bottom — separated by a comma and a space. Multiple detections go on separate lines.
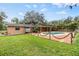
0, 11, 7, 30
66, 3, 78, 9
2, 21, 8, 30
66, 22, 78, 31
24, 10, 46, 32
48, 16, 78, 31
64, 16, 72, 24
11, 17, 19, 24
74, 16, 79, 22
0, 11, 7, 21
24, 10, 46, 25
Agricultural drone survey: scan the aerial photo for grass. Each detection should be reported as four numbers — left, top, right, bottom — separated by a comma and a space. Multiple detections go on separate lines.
0, 34, 79, 56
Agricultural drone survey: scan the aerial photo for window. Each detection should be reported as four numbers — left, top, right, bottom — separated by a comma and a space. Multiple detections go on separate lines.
15, 26, 20, 30
26, 27, 29, 28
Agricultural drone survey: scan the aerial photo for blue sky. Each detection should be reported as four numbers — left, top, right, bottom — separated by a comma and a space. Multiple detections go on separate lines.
0, 3, 79, 22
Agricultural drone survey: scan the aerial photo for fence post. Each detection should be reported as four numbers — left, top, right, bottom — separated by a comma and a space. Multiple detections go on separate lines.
39, 26, 41, 36
71, 32, 73, 44
49, 26, 51, 40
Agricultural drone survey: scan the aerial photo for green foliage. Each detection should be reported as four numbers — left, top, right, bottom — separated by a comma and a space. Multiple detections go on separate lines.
11, 17, 19, 24
23, 10, 46, 32
49, 16, 79, 31
64, 16, 72, 24
74, 16, 79, 22
66, 22, 78, 31
0, 11, 7, 20
0, 22, 3, 30
24, 10, 46, 24
0, 11, 7, 30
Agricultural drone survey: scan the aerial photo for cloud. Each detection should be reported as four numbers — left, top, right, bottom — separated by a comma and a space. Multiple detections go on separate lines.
41, 4, 47, 7
18, 12, 24, 16
40, 8, 47, 12
33, 4, 37, 8
25, 5, 31, 8
56, 11, 67, 15
0, 8, 8, 13
52, 3, 64, 8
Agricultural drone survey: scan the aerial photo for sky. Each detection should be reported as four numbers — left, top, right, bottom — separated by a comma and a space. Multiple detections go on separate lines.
0, 3, 79, 22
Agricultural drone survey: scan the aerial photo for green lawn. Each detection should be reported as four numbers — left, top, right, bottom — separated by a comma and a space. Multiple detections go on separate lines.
0, 34, 79, 56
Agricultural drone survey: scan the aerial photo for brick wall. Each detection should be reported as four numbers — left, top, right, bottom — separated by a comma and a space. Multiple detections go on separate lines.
7, 26, 25, 35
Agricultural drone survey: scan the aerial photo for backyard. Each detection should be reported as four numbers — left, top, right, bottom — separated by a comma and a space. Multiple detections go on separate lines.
0, 33, 79, 56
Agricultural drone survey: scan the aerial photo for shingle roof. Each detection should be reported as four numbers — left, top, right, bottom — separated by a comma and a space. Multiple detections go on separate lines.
8, 24, 34, 27
7, 24, 51, 27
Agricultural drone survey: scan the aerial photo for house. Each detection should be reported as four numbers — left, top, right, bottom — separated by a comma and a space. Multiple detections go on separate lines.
7, 24, 33, 35
7, 24, 52, 35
